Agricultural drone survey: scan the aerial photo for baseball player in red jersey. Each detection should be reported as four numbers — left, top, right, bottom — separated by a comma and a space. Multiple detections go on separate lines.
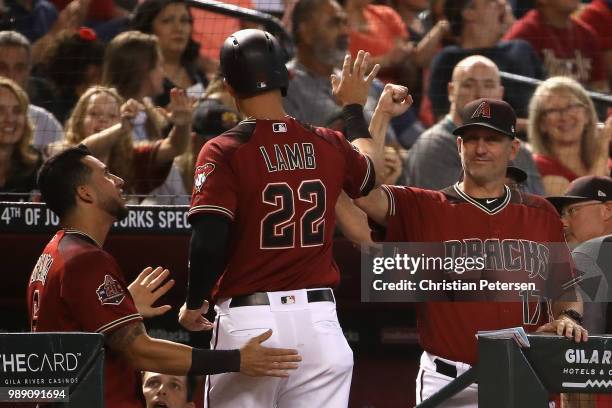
178, 29, 412, 407
337, 98, 588, 407
28, 146, 302, 408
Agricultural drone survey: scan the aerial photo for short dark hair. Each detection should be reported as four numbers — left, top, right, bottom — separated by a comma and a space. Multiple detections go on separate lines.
291, 0, 327, 45
444, 0, 471, 37
37, 145, 92, 218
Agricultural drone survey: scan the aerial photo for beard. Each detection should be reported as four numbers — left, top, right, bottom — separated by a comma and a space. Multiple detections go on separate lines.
312, 37, 349, 68
101, 194, 129, 221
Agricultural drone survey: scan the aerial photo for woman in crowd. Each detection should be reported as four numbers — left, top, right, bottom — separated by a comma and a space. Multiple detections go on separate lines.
42, 27, 105, 123
102, 30, 170, 142
46, 85, 193, 198
0, 78, 42, 201
130, 0, 208, 106
528, 76, 612, 195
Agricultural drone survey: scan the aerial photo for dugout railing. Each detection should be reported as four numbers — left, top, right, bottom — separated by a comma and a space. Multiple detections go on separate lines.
416, 334, 612, 408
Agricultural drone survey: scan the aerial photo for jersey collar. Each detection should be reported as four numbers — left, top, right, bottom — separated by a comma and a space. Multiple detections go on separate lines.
452, 182, 511, 215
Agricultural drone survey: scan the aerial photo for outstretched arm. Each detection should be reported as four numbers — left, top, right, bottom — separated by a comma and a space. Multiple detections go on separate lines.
106, 322, 301, 377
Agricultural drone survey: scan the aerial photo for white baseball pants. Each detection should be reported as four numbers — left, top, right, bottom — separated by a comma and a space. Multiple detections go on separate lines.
204, 288, 353, 408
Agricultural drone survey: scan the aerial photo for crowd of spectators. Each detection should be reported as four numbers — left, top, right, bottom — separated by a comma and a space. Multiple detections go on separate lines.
0, 0, 610, 202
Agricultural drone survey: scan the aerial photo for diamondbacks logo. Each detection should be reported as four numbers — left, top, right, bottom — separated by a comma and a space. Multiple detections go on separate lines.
471, 101, 491, 119
96, 275, 125, 305
194, 163, 215, 193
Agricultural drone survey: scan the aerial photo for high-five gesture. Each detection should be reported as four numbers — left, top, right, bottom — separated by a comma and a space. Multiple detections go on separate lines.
375, 83, 413, 118
331, 50, 381, 107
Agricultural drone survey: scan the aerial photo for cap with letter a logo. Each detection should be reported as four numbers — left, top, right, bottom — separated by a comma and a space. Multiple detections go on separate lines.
452, 98, 516, 138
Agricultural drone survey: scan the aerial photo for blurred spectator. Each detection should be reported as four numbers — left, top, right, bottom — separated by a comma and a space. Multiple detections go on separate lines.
190, 0, 254, 69
577, 0, 612, 89
406, 55, 544, 195
3, 0, 91, 65
285, 0, 405, 144
142, 371, 197, 408
51, 0, 127, 21
130, 0, 208, 106
2, 0, 59, 42
0, 77, 42, 201
428, 0, 543, 120
41, 27, 105, 123
0, 30, 55, 109
102, 30, 169, 142
343, 0, 413, 85
143, 91, 241, 205
528, 76, 612, 195
389, 0, 450, 108
391, 0, 450, 67
46, 85, 192, 197
504, 0, 609, 93
0, 30, 63, 149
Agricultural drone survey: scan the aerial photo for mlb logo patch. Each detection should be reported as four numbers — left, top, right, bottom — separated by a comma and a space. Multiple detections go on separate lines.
281, 295, 296, 305
273, 123, 287, 133
96, 275, 125, 306
194, 163, 215, 193
256, 81, 267, 89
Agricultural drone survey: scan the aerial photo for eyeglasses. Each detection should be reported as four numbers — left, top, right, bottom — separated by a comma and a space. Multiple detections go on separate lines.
542, 103, 586, 119
561, 201, 603, 218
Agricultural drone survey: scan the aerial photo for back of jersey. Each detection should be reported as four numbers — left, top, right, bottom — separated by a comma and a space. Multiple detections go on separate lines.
189, 117, 374, 299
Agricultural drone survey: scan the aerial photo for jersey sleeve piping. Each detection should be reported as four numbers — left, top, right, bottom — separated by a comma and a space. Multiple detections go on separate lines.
360, 155, 375, 196
380, 184, 396, 216
188, 205, 235, 220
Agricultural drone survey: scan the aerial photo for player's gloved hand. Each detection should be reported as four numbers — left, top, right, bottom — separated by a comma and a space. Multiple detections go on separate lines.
128, 266, 175, 318
331, 50, 380, 107
375, 83, 413, 118
239, 329, 301, 377
536, 316, 589, 343
179, 301, 214, 331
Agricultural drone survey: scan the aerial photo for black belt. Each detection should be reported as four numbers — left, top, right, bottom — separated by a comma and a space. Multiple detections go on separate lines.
229, 289, 334, 308
434, 358, 457, 378
433, 358, 477, 384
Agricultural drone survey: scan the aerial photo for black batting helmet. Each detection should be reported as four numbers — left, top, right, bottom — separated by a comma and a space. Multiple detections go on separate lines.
220, 29, 289, 98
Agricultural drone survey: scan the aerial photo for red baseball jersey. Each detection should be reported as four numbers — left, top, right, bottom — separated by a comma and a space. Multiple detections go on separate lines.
27, 230, 143, 408
189, 117, 375, 299
503, 9, 606, 83
381, 184, 576, 364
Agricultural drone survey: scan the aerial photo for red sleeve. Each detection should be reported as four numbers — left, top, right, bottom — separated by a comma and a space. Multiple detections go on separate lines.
533, 154, 577, 180
380, 184, 416, 242
578, 1, 612, 50
61, 250, 142, 334
188, 139, 238, 221
131, 140, 173, 194
319, 128, 375, 198
577, 19, 607, 82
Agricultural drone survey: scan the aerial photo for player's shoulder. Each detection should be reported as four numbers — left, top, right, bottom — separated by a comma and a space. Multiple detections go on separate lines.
60, 232, 117, 272
208, 120, 258, 149
512, 191, 561, 217
383, 184, 446, 202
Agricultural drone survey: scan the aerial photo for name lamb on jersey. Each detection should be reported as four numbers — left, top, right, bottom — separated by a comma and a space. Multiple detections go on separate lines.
259, 143, 316, 172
